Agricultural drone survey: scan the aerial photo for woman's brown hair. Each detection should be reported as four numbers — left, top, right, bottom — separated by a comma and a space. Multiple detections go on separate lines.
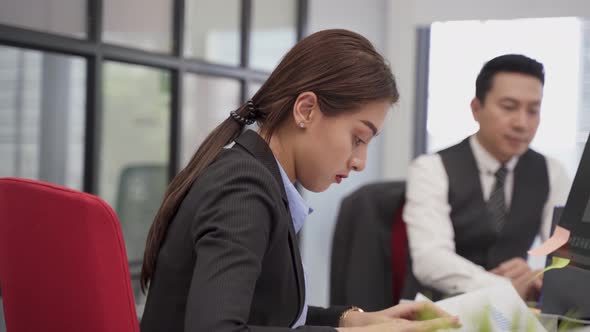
141, 29, 399, 291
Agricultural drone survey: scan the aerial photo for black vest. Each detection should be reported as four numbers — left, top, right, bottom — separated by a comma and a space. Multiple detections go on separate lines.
439, 138, 549, 269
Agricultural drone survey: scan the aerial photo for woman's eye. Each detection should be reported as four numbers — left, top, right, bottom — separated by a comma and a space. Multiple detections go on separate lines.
353, 136, 364, 146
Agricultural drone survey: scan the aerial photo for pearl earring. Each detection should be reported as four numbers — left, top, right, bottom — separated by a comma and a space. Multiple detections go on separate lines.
298, 122, 305, 128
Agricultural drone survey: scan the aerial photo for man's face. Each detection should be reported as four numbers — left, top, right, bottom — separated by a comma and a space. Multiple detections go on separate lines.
472, 72, 543, 162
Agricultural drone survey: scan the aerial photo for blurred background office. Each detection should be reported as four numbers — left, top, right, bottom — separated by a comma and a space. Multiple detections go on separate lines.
1, 1, 590, 331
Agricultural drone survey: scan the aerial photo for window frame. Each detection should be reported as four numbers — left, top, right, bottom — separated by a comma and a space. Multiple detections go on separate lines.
0, 0, 307, 284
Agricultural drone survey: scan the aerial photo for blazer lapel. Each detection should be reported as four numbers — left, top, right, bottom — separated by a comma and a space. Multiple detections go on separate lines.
234, 129, 306, 324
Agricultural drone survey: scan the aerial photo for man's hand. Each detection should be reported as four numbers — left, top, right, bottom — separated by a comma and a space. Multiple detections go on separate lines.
490, 257, 542, 301
490, 257, 531, 280
513, 270, 543, 301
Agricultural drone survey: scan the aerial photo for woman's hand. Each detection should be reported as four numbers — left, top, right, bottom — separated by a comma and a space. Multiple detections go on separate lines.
339, 302, 461, 331
343, 302, 459, 327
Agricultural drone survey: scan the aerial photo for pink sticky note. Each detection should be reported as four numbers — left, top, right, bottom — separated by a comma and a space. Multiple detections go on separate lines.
528, 226, 571, 257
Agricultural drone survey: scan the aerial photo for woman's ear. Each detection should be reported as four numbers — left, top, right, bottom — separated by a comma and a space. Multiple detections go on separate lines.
292, 92, 318, 128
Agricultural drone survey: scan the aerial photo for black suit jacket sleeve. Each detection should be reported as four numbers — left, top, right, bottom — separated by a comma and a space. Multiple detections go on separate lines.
184, 157, 338, 332
307, 306, 350, 327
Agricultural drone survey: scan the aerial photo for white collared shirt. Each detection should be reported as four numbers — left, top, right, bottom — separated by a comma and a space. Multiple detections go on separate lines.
403, 135, 571, 294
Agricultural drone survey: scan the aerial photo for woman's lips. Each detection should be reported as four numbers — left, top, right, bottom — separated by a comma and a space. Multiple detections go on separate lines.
335, 174, 348, 184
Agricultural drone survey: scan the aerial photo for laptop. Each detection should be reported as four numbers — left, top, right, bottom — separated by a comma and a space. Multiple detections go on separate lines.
540, 132, 590, 319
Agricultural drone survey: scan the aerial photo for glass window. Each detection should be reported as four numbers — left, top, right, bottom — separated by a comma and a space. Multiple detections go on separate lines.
247, 81, 264, 100
0, 45, 86, 189
103, 0, 173, 53
0, 0, 86, 38
181, 74, 241, 168
184, 0, 241, 66
99, 62, 171, 273
427, 17, 585, 177
250, 0, 297, 71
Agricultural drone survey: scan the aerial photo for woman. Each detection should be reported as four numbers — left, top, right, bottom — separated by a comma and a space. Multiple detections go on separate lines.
140, 29, 460, 332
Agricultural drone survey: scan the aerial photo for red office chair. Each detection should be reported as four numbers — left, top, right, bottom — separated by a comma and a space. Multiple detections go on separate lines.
0, 178, 139, 332
390, 204, 408, 305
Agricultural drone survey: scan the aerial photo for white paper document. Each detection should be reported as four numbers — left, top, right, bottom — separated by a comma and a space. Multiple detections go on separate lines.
415, 283, 547, 332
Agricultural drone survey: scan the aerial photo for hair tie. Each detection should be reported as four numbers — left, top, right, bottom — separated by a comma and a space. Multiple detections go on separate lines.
230, 100, 264, 125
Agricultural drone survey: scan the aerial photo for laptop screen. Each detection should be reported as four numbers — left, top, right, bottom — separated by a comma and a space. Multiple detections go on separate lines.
541, 133, 590, 317
555, 132, 590, 269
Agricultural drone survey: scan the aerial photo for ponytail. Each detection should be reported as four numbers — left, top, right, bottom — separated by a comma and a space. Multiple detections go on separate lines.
140, 103, 253, 292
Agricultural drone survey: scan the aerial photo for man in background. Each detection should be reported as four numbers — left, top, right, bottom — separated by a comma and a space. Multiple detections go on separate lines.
404, 54, 571, 300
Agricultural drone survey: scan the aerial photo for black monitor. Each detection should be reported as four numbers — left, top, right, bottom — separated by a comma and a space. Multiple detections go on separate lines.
541, 132, 590, 318
555, 132, 590, 269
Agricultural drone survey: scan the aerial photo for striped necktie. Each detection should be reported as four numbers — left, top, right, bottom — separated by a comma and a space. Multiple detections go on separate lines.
487, 165, 508, 232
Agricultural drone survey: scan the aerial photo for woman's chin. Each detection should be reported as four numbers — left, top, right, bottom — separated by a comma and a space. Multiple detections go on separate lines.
313, 182, 333, 193
300, 181, 329, 193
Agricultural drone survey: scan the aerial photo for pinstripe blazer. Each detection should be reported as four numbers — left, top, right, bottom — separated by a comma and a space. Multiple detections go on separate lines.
140, 130, 347, 332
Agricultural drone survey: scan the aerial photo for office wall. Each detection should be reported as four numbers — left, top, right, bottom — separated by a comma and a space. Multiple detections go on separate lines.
412, 0, 590, 25
302, 0, 389, 307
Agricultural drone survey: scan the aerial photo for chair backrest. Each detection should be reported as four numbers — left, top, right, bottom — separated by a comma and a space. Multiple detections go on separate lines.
115, 164, 167, 304
0, 178, 139, 332
390, 204, 408, 305
115, 164, 167, 264
330, 181, 407, 311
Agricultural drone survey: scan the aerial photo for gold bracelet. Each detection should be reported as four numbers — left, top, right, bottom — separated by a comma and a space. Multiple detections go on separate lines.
339, 306, 364, 327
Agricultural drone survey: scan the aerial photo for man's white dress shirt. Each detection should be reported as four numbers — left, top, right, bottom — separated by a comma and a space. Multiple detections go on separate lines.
403, 135, 571, 294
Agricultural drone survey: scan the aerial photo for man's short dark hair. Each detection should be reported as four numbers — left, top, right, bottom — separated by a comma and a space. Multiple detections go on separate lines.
475, 54, 544, 103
